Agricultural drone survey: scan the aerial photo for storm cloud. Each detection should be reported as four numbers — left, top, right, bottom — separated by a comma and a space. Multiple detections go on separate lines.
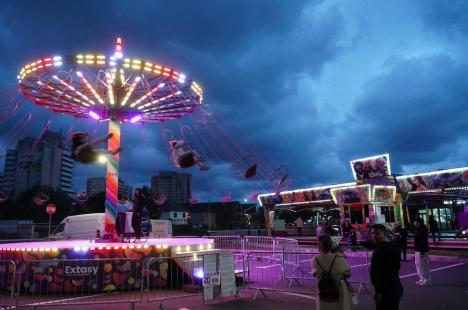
1, 0, 467, 201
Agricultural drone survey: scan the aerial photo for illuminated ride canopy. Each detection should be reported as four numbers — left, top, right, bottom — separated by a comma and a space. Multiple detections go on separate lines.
17, 38, 204, 123
16, 38, 205, 239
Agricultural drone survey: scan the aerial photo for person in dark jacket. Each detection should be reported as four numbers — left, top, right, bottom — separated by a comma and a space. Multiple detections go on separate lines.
394, 223, 408, 262
370, 224, 404, 310
413, 218, 431, 285
428, 215, 441, 243
132, 188, 144, 240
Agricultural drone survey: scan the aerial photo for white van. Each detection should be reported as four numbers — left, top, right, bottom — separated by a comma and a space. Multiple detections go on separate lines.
51, 213, 172, 240
51, 213, 105, 240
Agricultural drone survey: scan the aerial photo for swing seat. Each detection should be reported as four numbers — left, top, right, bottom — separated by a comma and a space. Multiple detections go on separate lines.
33, 193, 49, 205
244, 164, 257, 179
200, 166, 209, 171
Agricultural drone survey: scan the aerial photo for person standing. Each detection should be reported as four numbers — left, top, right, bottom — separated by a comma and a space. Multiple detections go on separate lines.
132, 188, 144, 240
316, 223, 323, 237
394, 223, 408, 262
370, 224, 404, 310
414, 218, 431, 285
428, 215, 441, 243
295, 217, 304, 236
341, 220, 352, 243
312, 235, 353, 310
360, 225, 375, 249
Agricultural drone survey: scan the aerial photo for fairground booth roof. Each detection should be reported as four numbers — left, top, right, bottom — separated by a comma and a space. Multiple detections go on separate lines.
258, 153, 468, 208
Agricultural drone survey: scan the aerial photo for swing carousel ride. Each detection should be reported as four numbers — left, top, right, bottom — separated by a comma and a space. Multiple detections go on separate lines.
0, 38, 291, 255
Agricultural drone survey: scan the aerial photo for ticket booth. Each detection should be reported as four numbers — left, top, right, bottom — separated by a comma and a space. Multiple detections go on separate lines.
332, 184, 373, 235
372, 185, 397, 226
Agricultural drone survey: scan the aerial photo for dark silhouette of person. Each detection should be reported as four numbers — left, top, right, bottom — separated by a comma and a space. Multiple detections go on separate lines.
428, 215, 441, 243
413, 218, 431, 285
394, 223, 408, 261
370, 224, 404, 310
132, 188, 144, 240
72, 132, 121, 164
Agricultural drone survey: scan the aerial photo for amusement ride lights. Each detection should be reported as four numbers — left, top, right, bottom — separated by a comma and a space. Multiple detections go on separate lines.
17, 38, 204, 239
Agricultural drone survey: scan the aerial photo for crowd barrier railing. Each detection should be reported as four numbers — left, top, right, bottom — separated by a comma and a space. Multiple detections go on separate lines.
242, 251, 316, 299
240, 247, 371, 300
0, 242, 369, 307
338, 245, 371, 292
144, 254, 204, 306
0, 259, 16, 309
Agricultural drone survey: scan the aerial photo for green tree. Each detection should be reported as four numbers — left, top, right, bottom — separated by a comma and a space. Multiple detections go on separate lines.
11, 185, 73, 222
86, 192, 105, 214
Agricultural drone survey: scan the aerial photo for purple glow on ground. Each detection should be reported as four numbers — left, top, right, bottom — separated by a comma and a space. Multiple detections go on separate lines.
0, 238, 213, 250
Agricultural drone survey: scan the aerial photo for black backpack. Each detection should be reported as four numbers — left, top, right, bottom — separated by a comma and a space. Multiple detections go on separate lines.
316, 255, 340, 302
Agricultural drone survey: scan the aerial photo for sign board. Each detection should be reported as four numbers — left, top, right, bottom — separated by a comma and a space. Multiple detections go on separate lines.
203, 254, 218, 301
46, 204, 56, 215
350, 154, 391, 181
219, 253, 236, 297
331, 185, 371, 205
396, 167, 468, 193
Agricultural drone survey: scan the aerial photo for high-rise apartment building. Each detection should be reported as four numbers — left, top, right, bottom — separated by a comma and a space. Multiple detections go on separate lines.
2, 131, 74, 197
1, 149, 17, 196
86, 177, 133, 201
151, 171, 192, 205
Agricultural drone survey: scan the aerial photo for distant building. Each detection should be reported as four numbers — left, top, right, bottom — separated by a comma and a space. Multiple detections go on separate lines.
160, 205, 190, 225
2, 149, 17, 196
86, 177, 133, 200
189, 202, 257, 229
2, 131, 74, 197
151, 171, 191, 205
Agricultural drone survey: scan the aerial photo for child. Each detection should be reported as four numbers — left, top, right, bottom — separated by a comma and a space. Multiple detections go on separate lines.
169, 140, 209, 171
72, 132, 122, 164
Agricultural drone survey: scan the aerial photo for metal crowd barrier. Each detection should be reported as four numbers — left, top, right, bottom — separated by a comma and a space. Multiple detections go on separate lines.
209, 236, 244, 252
240, 247, 371, 299
144, 254, 204, 307
0, 245, 369, 307
0, 259, 16, 309
242, 251, 316, 299
202, 235, 299, 253
338, 245, 371, 292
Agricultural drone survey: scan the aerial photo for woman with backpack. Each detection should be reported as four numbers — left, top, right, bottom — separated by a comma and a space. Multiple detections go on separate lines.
312, 235, 353, 310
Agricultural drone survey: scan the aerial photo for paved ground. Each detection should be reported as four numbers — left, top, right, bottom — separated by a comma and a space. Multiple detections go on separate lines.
4, 254, 467, 310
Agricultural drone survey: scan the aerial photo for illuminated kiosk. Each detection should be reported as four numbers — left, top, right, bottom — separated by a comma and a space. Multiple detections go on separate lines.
258, 154, 403, 237
0, 38, 214, 293
258, 153, 468, 238
396, 167, 468, 229
258, 183, 355, 236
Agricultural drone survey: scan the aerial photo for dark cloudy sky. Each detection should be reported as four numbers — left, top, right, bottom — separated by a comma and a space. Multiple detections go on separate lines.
1, 0, 468, 202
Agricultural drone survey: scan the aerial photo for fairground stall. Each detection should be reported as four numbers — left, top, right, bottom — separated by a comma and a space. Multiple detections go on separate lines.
331, 154, 402, 233
396, 167, 468, 230
258, 153, 468, 234
258, 183, 354, 236
257, 154, 403, 236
